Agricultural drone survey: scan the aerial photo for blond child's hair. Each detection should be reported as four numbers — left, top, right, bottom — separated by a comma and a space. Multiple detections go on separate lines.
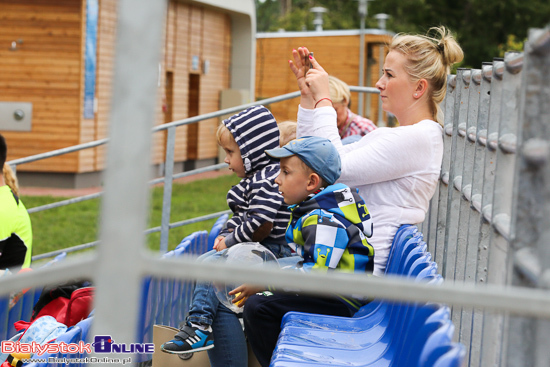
278, 120, 297, 147
328, 76, 351, 107
216, 123, 235, 144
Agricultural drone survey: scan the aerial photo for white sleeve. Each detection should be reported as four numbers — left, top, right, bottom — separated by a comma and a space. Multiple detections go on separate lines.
297, 105, 317, 138
338, 129, 438, 187
309, 109, 441, 188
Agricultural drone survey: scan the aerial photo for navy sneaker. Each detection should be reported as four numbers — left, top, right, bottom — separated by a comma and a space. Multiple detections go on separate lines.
161, 325, 214, 354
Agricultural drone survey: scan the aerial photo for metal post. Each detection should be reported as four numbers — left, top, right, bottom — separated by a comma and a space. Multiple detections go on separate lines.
480, 52, 524, 367
507, 27, 550, 367
377, 44, 385, 126
466, 62, 493, 367
90, 0, 167, 365
357, 0, 367, 117
472, 59, 504, 367
445, 69, 471, 335
434, 75, 456, 266
456, 68, 482, 353
160, 126, 176, 252
442, 69, 470, 285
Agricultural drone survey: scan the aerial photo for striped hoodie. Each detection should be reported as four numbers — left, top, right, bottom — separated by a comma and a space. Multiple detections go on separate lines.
220, 106, 290, 247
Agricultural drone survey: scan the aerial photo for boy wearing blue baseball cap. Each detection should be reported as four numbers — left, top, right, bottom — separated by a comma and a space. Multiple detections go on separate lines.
235, 136, 375, 367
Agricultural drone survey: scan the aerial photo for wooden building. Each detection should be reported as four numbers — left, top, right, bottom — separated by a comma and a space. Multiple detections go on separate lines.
0, 0, 255, 188
255, 29, 393, 126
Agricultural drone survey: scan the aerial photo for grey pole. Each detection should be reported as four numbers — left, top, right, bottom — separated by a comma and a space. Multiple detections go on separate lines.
357, 0, 367, 117
89, 0, 167, 365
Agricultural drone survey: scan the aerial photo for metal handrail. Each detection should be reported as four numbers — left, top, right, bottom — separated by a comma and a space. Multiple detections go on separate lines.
14, 86, 380, 259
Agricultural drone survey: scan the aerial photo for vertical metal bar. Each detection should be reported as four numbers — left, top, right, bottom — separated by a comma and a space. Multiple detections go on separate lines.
365, 45, 372, 120
377, 44, 385, 126
506, 28, 550, 367
434, 75, 456, 267
474, 59, 504, 367
466, 62, 493, 367
457, 69, 482, 351
160, 126, 176, 252
445, 69, 471, 334
358, 13, 365, 117
443, 69, 470, 285
423, 193, 436, 248
481, 52, 524, 367
90, 1, 167, 365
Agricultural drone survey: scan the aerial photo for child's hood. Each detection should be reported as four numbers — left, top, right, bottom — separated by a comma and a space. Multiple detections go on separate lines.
222, 105, 280, 175
291, 183, 373, 237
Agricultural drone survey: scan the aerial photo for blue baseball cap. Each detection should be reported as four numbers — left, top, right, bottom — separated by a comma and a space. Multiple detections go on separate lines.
265, 136, 341, 184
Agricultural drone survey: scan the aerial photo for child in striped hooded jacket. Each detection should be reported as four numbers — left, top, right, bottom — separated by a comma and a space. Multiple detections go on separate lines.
161, 105, 295, 356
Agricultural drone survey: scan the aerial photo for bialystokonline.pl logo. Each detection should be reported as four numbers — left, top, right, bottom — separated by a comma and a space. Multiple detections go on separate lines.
1, 335, 154, 364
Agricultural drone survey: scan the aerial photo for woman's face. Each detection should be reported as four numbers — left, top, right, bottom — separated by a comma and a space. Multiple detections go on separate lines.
375, 51, 418, 118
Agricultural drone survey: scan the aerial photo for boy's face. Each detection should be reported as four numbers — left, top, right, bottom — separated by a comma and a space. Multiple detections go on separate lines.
275, 155, 311, 205
219, 131, 246, 178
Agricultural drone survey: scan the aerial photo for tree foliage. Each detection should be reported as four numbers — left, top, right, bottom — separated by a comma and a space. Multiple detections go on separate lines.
256, 0, 550, 68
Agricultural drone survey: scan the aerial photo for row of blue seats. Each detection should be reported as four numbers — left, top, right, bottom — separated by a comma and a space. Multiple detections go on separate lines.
269, 225, 466, 367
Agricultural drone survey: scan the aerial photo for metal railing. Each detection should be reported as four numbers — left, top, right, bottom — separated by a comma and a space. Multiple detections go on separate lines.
11, 87, 379, 259
419, 28, 550, 366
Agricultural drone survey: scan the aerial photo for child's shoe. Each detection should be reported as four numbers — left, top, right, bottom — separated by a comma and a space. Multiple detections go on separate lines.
161, 324, 214, 354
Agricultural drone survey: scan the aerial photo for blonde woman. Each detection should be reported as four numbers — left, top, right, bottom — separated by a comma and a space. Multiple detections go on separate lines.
0, 134, 33, 270
290, 26, 463, 276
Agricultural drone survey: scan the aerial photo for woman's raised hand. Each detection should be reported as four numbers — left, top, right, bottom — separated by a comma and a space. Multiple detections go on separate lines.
289, 47, 314, 108
289, 47, 331, 109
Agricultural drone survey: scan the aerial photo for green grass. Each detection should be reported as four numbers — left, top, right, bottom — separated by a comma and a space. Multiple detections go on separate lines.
22, 174, 240, 256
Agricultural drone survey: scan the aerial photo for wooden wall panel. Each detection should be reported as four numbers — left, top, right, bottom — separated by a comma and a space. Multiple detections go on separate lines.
171, 2, 191, 162
0, 0, 82, 172
197, 10, 231, 160
256, 34, 391, 125
1, 0, 234, 177
165, 1, 232, 164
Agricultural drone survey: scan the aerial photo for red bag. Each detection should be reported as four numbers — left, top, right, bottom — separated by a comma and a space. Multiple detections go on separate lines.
14, 282, 94, 331
63, 287, 93, 326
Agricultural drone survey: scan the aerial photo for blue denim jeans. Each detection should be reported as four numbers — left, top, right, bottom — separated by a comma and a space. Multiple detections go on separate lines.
184, 243, 302, 366
186, 243, 301, 326
207, 302, 248, 367
186, 249, 224, 326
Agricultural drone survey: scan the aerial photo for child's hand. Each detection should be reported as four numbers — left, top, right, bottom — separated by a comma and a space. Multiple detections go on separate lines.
213, 236, 227, 251
229, 284, 264, 307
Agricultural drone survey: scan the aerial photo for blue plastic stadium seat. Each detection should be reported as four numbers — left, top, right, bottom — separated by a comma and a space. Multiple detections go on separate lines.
271, 307, 453, 366
417, 320, 456, 367
431, 343, 466, 367
281, 229, 424, 330
175, 230, 208, 255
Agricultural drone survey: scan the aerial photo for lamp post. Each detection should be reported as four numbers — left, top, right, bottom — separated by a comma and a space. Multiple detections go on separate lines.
357, 0, 372, 116
310, 7, 327, 32
375, 13, 390, 30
